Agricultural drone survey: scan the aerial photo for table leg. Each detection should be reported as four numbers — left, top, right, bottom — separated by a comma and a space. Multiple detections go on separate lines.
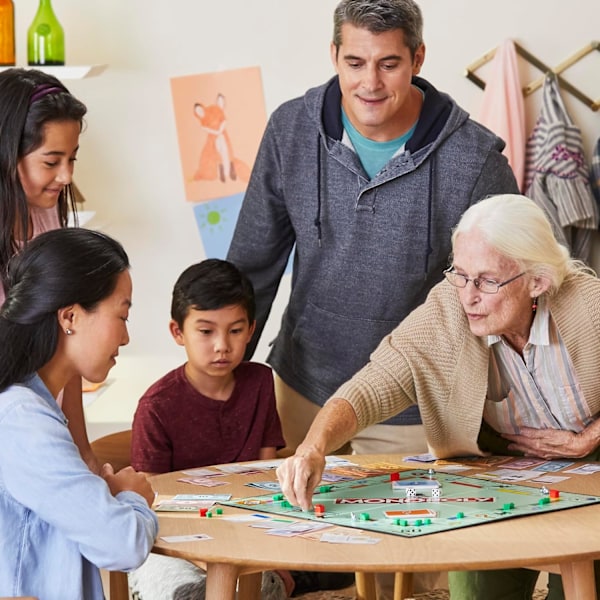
560, 560, 596, 600
393, 572, 414, 600
237, 571, 262, 600
355, 572, 377, 600
205, 562, 240, 600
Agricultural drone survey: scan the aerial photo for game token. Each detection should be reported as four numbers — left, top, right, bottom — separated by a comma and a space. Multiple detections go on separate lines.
199, 508, 208, 517
216, 507, 223, 515
549, 489, 560, 499
390, 472, 400, 482
314, 503, 326, 517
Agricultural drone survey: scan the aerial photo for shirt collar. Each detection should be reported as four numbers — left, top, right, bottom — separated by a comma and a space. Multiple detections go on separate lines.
486, 296, 550, 347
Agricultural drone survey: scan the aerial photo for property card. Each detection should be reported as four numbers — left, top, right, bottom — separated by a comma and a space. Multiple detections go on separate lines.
266, 521, 331, 537
320, 532, 380, 544
477, 468, 539, 482
177, 477, 230, 487
181, 467, 224, 477
564, 463, 600, 475
155, 493, 232, 511
238, 459, 283, 471
404, 453, 437, 463
531, 474, 569, 484
246, 480, 282, 491
214, 464, 263, 475
160, 534, 212, 543
503, 457, 547, 470
155, 503, 213, 512
172, 494, 232, 501
532, 460, 575, 472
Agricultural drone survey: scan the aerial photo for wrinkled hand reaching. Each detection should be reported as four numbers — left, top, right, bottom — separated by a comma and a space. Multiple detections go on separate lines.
276, 446, 326, 512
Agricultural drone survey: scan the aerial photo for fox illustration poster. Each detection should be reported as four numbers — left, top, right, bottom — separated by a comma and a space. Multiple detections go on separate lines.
171, 66, 266, 203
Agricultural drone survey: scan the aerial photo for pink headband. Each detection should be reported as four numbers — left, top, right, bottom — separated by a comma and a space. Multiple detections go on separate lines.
30, 84, 65, 104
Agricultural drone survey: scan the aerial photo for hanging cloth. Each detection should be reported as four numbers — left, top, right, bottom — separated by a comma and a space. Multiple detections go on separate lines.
524, 73, 598, 263
477, 39, 526, 191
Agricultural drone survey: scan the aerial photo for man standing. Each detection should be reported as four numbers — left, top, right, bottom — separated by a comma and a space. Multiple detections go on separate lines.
227, 0, 518, 458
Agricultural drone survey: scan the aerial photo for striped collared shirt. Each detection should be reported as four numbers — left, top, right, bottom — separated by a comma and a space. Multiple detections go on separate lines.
484, 296, 593, 435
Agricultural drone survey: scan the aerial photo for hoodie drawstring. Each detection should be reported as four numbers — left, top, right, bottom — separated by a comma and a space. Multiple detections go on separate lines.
314, 136, 323, 247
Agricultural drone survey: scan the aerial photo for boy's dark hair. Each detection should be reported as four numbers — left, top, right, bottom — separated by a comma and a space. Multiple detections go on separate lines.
171, 259, 255, 328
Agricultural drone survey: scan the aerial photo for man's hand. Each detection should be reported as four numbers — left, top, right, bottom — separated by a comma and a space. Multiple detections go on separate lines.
276, 446, 326, 511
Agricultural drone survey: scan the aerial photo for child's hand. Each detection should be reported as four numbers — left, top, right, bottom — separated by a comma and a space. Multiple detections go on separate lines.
101, 463, 156, 507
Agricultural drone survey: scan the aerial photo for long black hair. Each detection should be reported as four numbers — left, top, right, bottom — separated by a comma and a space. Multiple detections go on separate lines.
0, 228, 129, 391
0, 68, 87, 288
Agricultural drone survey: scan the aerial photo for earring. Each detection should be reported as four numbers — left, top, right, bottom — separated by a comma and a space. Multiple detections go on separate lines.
532, 298, 538, 313
66, 328, 73, 335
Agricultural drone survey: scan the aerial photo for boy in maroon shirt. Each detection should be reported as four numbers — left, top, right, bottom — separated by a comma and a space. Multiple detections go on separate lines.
131, 259, 284, 474
130, 259, 289, 599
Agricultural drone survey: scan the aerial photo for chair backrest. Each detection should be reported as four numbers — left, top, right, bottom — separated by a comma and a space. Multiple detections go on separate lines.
90, 430, 134, 600
90, 430, 132, 472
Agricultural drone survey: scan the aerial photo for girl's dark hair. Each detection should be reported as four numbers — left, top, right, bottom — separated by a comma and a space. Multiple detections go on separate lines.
171, 259, 256, 328
0, 228, 129, 391
0, 68, 87, 287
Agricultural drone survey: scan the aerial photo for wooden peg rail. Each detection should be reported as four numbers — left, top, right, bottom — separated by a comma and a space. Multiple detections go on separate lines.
465, 40, 600, 111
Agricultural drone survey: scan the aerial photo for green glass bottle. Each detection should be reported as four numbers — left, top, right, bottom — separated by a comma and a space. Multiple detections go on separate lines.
27, 0, 65, 66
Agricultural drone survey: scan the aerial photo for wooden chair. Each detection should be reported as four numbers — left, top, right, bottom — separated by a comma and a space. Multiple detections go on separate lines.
90, 429, 133, 600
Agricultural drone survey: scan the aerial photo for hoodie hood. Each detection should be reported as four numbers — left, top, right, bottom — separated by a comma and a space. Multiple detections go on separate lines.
306, 75, 471, 166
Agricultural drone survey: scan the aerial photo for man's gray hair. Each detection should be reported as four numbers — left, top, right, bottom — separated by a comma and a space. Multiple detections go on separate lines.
333, 0, 424, 57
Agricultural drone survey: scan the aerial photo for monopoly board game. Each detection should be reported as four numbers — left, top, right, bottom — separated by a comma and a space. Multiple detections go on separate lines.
221, 469, 600, 538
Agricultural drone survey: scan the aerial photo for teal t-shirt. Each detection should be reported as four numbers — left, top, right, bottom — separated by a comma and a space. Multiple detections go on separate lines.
342, 108, 418, 179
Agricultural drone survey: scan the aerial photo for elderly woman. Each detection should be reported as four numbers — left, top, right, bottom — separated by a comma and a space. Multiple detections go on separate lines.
277, 194, 600, 600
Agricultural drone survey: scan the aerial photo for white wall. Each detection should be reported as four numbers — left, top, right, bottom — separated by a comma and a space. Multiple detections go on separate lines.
14, 1, 600, 365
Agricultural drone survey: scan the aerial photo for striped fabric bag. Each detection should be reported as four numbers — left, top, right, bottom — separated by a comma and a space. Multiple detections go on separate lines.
524, 73, 598, 262
591, 137, 600, 210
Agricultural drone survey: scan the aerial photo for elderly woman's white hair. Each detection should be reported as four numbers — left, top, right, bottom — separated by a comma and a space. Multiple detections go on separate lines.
451, 194, 593, 295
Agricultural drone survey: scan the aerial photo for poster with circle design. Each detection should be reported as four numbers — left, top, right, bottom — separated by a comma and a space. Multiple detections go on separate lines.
171, 66, 266, 258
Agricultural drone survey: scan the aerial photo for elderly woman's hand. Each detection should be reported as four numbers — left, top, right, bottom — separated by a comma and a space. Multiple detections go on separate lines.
503, 427, 594, 459
276, 446, 326, 512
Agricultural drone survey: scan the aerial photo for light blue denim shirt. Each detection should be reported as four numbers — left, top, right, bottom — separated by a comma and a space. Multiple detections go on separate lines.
0, 374, 158, 600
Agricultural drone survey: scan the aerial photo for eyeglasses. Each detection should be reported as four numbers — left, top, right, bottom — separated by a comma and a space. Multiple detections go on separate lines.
443, 268, 526, 294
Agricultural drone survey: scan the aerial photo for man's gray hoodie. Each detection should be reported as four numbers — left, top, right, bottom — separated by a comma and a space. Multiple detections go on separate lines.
227, 75, 518, 426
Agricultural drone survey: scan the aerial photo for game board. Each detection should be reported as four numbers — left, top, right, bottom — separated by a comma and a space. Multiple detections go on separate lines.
221, 469, 600, 537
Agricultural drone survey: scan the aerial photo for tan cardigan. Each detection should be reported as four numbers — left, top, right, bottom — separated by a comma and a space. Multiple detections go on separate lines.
335, 274, 600, 459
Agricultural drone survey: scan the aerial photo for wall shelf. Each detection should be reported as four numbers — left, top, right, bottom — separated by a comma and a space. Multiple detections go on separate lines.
0, 64, 107, 79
